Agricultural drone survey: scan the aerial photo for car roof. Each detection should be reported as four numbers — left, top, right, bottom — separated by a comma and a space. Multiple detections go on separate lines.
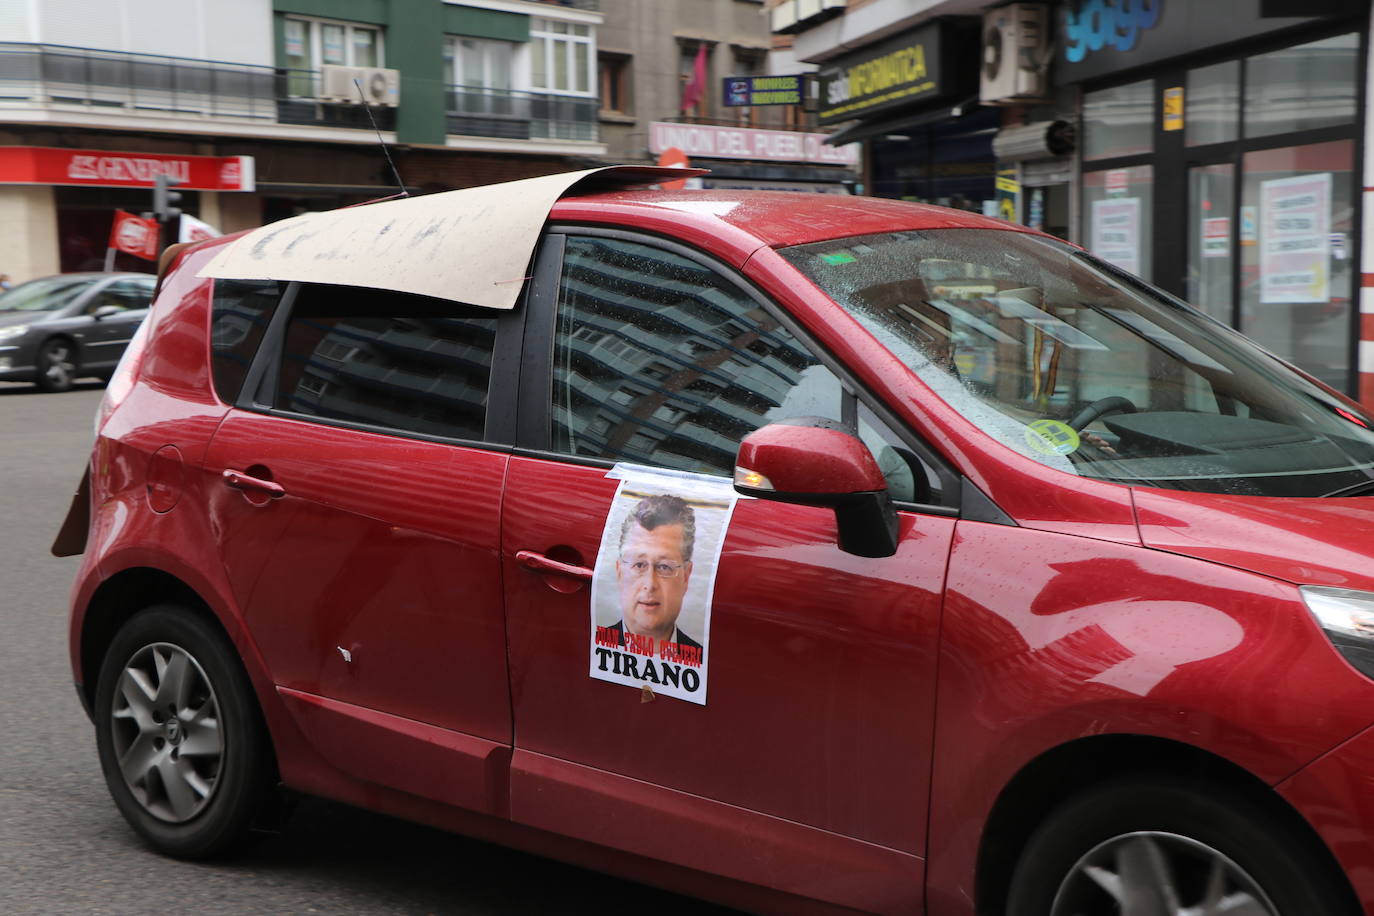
550, 189, 1034, 251
196, 169, 1041, 309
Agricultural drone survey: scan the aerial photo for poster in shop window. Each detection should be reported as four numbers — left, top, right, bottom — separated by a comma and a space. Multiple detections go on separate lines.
1260, 173, 1331, 304
1091, 197, 1141, 276
589, 464, 738, 705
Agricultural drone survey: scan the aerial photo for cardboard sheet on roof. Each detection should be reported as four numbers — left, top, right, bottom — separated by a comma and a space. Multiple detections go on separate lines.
199, 166, 707, 310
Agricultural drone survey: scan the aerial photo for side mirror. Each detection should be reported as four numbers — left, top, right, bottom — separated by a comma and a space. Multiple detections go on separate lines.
91, 305, 122, 320
734, 417, 899, 558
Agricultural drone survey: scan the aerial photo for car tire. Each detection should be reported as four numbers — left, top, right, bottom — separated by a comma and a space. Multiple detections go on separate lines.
93, 605, 273, 859
34, 337, 77, 392
1006, 776, 1355, 916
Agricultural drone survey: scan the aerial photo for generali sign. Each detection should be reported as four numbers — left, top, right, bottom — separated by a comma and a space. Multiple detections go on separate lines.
649, 122, 859, 167
0, 146, 255, 191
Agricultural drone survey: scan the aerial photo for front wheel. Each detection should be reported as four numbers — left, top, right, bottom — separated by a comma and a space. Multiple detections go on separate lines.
35, 337, 78, 392
93, 605, 273, 858
1007, 777, 1355, 916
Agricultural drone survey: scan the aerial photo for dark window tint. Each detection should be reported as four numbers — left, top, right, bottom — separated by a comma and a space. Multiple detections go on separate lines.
275, 283, 496, 441
211, 279, 283, 404
551, 236, 842, 477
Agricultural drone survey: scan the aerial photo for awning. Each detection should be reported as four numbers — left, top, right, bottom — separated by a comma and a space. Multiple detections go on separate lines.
199, 166, 704, 310
822, 96, 980, 147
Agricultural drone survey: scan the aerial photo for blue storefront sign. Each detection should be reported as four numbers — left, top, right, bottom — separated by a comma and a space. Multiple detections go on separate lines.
722, 75, 806, 108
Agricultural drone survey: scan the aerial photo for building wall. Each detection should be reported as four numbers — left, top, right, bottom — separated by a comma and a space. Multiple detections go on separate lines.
598, 0, 786, 163
0, 187, 61, 283
22, 0, 274, 66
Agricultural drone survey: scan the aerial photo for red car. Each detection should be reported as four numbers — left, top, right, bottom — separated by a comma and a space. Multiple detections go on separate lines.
59, 169, 1374, 915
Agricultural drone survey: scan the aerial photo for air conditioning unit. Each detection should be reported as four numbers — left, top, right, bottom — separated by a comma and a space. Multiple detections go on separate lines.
980, 3, 1049, 105
319, 65, 401, 106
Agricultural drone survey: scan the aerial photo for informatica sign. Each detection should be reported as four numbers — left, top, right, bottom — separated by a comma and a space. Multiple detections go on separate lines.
817, 23, 944, 126
0, 147, 255, 191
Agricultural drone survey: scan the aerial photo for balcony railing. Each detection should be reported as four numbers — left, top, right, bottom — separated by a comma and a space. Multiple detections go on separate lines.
0, 43, 395, 130
531, 0, 601, 10
446, 84, 597, 142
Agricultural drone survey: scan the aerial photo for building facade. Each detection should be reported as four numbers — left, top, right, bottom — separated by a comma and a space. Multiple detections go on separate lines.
0, 0, 608, 281
772, 0, 1374, 406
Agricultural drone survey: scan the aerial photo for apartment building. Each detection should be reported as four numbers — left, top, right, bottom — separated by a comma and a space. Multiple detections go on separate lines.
595, 0, 858, 191
0, 0, 607, 281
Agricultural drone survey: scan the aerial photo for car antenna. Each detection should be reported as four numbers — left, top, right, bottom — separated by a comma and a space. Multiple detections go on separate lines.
355, 77, 408, 202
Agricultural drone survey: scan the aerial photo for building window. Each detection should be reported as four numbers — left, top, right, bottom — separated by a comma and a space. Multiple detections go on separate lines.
598, 52, 631, 114
531, 17, 595, 96
444, 37, 514, 91
730, 51, 764, 126
679, 42, 712, 120
283, 16, 384, 97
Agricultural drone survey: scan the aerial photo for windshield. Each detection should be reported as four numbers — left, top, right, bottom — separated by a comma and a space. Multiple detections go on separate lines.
782, 229, 1374, 498
0, 276, 91, 312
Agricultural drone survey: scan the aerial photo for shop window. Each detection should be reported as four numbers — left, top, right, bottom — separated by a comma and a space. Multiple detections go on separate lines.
1244, 33, 1358, 140
1239, 139, 1355, 392
598, 52, 632, 115
1187, 164, 1235, 324
1082, 79, 1153, 161
1185, 61, 1239, 147
1082, 165, 1154, 283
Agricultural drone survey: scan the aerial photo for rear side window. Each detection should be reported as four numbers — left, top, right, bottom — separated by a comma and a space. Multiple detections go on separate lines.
274, 283, 498, 441
211, 280, 283, 404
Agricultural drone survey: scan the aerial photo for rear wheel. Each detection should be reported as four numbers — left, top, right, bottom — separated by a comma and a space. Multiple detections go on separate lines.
1007, 777, 1354, 916
34, 337, 76, 392
93, 605, 273, 858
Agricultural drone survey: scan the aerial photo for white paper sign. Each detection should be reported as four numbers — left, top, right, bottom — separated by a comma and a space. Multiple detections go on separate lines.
1091, 197, 1141, 276
588, 465, 738, 705
1260, 172, 1331, 304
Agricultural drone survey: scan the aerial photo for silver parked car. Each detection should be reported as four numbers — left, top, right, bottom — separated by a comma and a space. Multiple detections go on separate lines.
0, 273, 155, 392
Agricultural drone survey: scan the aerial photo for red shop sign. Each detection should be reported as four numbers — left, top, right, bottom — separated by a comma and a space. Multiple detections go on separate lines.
0, 146, 254, 191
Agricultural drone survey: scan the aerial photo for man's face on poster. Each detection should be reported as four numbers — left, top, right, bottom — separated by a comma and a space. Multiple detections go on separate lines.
617, 521, 693, 641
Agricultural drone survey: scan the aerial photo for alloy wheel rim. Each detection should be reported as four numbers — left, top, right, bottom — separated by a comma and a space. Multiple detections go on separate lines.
1049, 831, 1279, 916
44, 343, 73, 385
109, 642, 224, 823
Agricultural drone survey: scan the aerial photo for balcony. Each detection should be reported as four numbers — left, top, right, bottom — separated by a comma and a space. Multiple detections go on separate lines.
530, 0, 601, 10
0, 43, 395, 131
446, 84, 597, 142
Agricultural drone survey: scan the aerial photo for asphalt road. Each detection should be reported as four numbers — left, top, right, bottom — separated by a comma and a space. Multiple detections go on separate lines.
0, 382, 733, 915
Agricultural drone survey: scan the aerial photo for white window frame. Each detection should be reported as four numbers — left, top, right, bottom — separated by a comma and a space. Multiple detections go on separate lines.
284, 15, 386, 70
529, 17, 595, 97
444, 36, 519, 91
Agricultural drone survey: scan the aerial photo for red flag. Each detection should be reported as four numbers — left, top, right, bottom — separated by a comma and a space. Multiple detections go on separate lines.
680, 44, 708, 113
108, 210, 160, 261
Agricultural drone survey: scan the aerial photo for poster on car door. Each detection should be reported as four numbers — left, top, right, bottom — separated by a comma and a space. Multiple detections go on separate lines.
1260, 173, 1331, 304
588, 464, 738, 705
1090, 197, 1141, 276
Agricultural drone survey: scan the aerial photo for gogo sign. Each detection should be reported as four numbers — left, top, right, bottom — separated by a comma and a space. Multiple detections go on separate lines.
1063, 0, 1163, 63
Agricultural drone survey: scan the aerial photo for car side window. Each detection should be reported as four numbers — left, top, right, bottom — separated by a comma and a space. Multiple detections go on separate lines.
85, 280, 142, 314
552, 235, 913, 486
272, 282, 498, 442
212, 280, 285, 404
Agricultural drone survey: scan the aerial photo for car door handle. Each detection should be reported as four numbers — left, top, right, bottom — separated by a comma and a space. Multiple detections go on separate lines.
515, 550, 593, 580
222, 468, 286, 498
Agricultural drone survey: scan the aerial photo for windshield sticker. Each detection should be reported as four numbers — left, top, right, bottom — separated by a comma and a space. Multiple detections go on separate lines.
1025, 419, 1081, 457
820, 251, 857, 265
589, 464, 738, 705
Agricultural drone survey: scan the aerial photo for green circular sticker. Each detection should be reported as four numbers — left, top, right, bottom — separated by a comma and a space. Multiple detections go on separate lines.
1024, 419, 1080, 456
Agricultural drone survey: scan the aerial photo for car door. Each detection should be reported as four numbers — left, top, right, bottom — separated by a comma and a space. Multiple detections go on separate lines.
500, 231, 959, 912
201, 279, 520, 814
74, 277, 152, 371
